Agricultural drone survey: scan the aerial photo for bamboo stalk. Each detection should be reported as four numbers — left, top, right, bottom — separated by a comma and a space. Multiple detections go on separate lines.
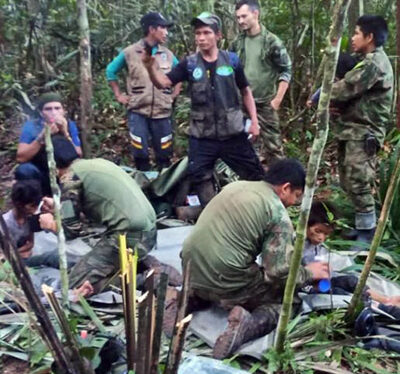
144, 270, 156, 374
42, 285, 91, 374
137, 292, 149, 374
44, 125, 69, 309
150, 272, 168, 374
164, 314, 193, 374
346, 152, 400, 321
274, 0, 352, 353
0, 215, 77, 373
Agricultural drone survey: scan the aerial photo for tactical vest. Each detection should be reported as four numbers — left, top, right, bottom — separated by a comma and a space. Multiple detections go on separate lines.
187, 51, 244, 139
124, 40, 174, 118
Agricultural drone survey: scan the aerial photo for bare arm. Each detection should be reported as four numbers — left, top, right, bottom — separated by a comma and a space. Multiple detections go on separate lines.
16, 139, 44, 163
109, 80, 129, 106
271, 81, 289, 110
172, 82, 182, 101
241, 86, 259, 139
143, 55, 173, 89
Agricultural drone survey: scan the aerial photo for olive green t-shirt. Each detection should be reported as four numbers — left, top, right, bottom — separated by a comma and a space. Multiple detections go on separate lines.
181, 181, 311, 294
63, 158, 156, 234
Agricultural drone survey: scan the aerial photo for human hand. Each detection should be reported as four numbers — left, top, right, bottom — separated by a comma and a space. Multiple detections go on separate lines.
18, 240, 33, 258
386, 295, 400, 307
116, 93, 129, 106
270, 96, 282, 111
248, 121, 260, 142
39, 213, 57, 232
41, 197, 55, 213
306, 99, 314, 108
54, 115, 69, 137
305, 261, 330, 280
73, 280, 94, 301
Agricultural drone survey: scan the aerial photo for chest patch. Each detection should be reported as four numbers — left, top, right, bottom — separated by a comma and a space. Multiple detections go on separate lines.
216, 65, 234, 76
192, 67, 203, 80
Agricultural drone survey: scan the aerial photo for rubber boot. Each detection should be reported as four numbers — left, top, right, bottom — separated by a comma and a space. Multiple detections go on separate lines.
351, 211, 376, 251
135, 157, 151, 171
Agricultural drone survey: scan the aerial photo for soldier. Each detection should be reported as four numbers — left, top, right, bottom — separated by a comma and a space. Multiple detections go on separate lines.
181, 159, 330, 359
232, 0, 291, 164
330, 15, 393, 247
38, 136, 157, 295
142, 12, 264, 206
107, 12, 181, 171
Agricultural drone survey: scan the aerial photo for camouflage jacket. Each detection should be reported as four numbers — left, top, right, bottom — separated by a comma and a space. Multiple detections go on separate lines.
330, 46, 393, 145
231, 25, 292, 100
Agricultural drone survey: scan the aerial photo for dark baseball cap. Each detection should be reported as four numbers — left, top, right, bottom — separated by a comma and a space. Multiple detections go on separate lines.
191, 12, 221, 31
140, 12, 173, 30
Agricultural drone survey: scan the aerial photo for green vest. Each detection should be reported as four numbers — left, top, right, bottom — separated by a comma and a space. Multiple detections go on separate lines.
188, 51, 244, 139
124, 40, 174, 118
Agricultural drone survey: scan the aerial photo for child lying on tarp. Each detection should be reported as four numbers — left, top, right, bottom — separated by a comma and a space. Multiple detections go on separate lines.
302, 201, 400, 306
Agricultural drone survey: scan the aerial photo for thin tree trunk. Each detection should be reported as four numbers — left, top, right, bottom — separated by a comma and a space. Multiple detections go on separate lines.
274, 0, 352, 353
397, 0, 400, 129
45, 127, 70, 309
348, 0, 363, 45
346, 154, 400, 321
77, 0, 92, 157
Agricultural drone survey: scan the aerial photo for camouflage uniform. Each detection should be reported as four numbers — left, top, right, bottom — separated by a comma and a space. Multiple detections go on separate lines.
182, 180, 312, 313
59, 158, 157, 290
331, 46, 393, 229
231, 26, 292, 164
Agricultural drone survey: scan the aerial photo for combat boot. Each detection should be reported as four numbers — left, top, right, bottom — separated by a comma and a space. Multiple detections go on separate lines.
351, 212, 376, 251
213, 304, 280, 359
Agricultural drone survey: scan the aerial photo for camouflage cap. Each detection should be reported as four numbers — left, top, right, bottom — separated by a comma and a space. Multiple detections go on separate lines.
191, 12, 221, 31
37, 92, 63, 110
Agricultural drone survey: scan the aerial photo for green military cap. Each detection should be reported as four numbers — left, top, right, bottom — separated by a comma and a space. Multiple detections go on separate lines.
191, 11, 222, 31
36, 92, 63, 110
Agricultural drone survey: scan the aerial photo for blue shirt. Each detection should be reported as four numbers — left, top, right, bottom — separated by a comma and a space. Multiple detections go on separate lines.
19, 118, 81, 147
106, 46, 179, 81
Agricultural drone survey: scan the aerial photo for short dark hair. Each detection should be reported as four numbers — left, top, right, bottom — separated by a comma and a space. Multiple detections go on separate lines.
308, 201, 337, 228
356, 15, 388, 47
264, 159, 306, 190
11, 180, 42, 208
235, 0, 260, 11
336, 53, 357, 79
52, 135, 79, 169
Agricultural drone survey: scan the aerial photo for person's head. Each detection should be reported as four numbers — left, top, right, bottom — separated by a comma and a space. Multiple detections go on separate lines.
264, 159, 305, 207
37, 92, 65, 123
191, 12, 222, 52
336, 53, 357, 80
11, 180, 42, 217
307, 201, 336, 245
352, 15, 388, 53
141, 12, 173, 44
235, 0, 260, 33
52, 135, 79, 172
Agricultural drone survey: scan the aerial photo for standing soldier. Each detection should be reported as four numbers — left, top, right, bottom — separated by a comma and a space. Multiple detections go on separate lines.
107, 12, 181, 171
330, 15, 393, 247
232, 0, 291, 164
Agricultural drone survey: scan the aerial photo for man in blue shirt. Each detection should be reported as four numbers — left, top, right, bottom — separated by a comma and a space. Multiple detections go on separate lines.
106, 12, 181, 171
16, 92, 82, 195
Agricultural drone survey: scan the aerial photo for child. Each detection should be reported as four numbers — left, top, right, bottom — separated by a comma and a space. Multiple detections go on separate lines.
2, 180, 42, 259
306, 53, 357, 108
303, 201, 400, 306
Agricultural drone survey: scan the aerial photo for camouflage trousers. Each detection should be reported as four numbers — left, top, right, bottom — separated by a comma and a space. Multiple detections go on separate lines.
338, 140, 376, 214
69, 227, 157, 292
256, 101, 284, 164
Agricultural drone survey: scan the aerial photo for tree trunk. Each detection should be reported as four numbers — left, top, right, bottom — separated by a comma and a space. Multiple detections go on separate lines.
274, 0, 352, 353
346, 153, 400, 321
77, 0, 93, 157
45, 127, 70, 309
397, 0, 400, 129
348, 0, 363, 50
